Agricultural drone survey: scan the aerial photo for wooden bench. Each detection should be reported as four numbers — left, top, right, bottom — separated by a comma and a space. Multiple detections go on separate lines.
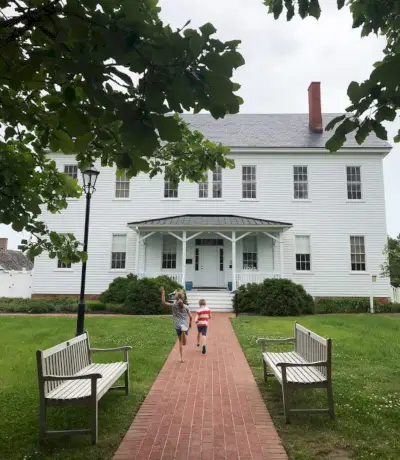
36, 331, 132, 444
257, 322, 334, 423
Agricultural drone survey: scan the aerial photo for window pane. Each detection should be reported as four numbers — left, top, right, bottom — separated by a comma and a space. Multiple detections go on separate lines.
64, 165, 78, 179
162, 235, 177, 269
164, 181, 178, 198
212, 167, 222, 198
293, 165, 308, 199
243, 235, 257, 269
295, 236, 311, 271
350, 236, 366, 271
57, 259, 71, 269
346, 166, 362, 200
199, 180, 208, 198
115, 171, 130, 198
242, 166, 256, 199
111, 235, 127, 269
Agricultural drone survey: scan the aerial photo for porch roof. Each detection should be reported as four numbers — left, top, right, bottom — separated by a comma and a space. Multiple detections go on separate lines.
128, 214, 292, 231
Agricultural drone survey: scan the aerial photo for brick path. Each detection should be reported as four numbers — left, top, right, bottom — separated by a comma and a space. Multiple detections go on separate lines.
113, 313, 287, 460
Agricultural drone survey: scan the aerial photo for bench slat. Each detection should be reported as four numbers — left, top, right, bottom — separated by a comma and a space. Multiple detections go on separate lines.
47, 363, 127, 401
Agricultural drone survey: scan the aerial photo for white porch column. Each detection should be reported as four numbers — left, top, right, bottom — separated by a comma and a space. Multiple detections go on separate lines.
279, 231, 284, 278
182, 231, 187, 287
135, 228, 140, 276
232, 231, 237, 291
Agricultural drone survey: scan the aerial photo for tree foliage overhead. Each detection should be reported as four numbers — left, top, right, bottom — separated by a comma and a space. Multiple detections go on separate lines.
264, 0, 400, 152
381, 234, 400, 288
0, 0, 243, 260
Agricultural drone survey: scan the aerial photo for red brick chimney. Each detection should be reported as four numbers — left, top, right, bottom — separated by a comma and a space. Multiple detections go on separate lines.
308, 82, 323, 133
0, 238, 8, 250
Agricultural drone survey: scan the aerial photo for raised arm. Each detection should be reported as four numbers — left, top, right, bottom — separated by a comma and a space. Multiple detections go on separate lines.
160, 287, 172, 308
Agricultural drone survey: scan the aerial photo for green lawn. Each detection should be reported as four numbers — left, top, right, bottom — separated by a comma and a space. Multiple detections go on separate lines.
0, 316, 176, 460
231, 315, 400, 460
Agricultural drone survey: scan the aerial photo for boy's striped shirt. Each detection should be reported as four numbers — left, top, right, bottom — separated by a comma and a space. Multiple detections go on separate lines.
197, 306, 211, 326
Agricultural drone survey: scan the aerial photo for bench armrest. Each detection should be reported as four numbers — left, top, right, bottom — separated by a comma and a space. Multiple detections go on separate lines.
43, 373, 102, 381
256, 337, 295, 352
90, 346, 132, 353
276, 361, 327, 368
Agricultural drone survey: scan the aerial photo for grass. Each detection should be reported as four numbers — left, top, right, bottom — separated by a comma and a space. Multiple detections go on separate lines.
0, 316, 176, 460
231, 314, 400, 460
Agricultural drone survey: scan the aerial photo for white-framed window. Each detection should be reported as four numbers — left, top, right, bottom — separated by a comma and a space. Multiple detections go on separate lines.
243, 235, 257, 269
295, 235, 311, 271
115, 171, 130, 199
350, 236, 366, 271
162, 235, 177, 269
64, 165, 78, 179
293, 166, 308, 200
242, 165, 256, 199
212, 167, 222, 198
199, 176, 208, 198
57, 259, 71, 269
164, 181, 178, 198
346, 166, 362, 200
111, 234, 127, 269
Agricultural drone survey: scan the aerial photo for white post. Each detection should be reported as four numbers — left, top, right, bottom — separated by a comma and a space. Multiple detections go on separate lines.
232, 231, 237, 291
279, 232, 284, 278
182, 231, 187, 287
135, 229, 140, 276
370, 275, 375, 313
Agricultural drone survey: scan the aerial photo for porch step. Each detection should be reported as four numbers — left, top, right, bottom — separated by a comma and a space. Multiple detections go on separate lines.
186, 290, 234, 313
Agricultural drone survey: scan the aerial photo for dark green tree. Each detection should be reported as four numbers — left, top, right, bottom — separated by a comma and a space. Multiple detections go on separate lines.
0, 0, 243, 261
264, 0, 400, 151
381, 234, 400, 288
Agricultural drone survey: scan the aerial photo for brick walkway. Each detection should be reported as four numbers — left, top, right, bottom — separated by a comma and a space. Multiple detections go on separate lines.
113, 313, 287, 460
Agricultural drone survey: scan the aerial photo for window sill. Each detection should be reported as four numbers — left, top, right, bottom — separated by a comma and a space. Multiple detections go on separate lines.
112, 198, 131, 201
292, 199, 312, 203
240, 199, 259, 202
53, 269, 74, 272
109, 269, 128, 273
349, 271, 369, 275
346, 200, 366, 203
161, 198, 180, 201
196, 198, 225, 201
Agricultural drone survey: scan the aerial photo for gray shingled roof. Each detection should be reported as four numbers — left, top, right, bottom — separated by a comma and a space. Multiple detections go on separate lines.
181, 114, 391, 149
129, 214, 292, 227
0, 250, 33, 271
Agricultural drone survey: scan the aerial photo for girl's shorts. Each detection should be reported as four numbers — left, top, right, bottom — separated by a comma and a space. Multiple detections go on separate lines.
176, 327, 189, 337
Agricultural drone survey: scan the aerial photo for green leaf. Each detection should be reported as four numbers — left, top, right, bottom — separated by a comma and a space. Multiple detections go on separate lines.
337, 0, 345, 9
64, 87, 76, 104
5, 127, 15, 139
347, 81, 361, 104
55, 130, 74, 153
375, 106, 397, 122
326, 114, 346, 131
109, 67, 134, 87
12, 221, 25, 232
74, 133, 94, 153
199, 23, 217, 38
325, 131, 346, 152
371, 120, 388, 140
152, 115, 182, 142
272, 0, 283, 19
309, 0, 321, 19
355, 120, 372, 145
394, 129, 400, 143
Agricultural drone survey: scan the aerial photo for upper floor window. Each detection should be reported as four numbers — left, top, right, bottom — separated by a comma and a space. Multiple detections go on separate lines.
295, 235, 311, 271
111, 234, 127, 269
162, 235, 177, 269
294, 166, 308, 200
243, 235, 257, 269
115, 171, 130, 199
212, 167, 222, 198
350, 236, 366, 271
64, 165, 78, 179
199, 176, 208, 199
164, 181, 178, 198
346, 166, 362, 200
242, 166, 256, 199
57, 259, 71, 269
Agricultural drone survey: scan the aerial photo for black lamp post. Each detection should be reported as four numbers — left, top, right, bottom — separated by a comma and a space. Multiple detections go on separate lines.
76, 164, 100, 336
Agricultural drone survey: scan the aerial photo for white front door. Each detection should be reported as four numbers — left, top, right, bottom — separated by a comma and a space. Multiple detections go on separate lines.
195, 246, 221, 288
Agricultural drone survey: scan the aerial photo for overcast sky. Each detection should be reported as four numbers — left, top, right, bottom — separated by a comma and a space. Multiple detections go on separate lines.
1, 0, 399, 248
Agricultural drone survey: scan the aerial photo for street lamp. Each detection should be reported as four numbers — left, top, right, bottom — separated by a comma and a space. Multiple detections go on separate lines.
76, 164, 100, 336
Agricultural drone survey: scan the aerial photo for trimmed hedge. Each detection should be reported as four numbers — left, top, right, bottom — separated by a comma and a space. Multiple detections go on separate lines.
233, 278, 315, 316
315, 298, 400, 314
0, 297, 124, 314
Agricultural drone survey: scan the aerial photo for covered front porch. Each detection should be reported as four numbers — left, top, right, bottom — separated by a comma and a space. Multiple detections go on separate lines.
128, 214, 292, 291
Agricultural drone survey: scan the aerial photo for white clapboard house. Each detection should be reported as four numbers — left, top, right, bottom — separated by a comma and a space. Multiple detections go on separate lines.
32, 83, 392, 311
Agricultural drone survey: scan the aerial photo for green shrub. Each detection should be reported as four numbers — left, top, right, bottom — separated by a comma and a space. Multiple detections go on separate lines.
314, 298, 400, 314
233, 278, 315, 316
99, 274, 137, 304
124, 278, 165, 315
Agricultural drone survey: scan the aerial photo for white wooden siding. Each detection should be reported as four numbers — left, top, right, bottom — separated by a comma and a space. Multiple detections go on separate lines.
32, 151, 391, 298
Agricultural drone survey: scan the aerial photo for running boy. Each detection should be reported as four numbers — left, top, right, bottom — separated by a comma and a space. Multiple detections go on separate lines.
195, 299, 211, 355
161, 287, 192, 363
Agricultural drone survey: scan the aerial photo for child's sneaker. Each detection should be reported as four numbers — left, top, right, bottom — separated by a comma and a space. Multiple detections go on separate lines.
202, 345, 206, 355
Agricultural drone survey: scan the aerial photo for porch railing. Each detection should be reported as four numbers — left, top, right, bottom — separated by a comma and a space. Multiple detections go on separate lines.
235, 272, 280, 288
392, 286, 400, 303
138, 272, 183, 284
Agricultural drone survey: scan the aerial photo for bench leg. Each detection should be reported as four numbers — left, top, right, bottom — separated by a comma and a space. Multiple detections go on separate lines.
263, 359, 268, 383
91, 399, 98, 444
124, 367, 130, 396
39, 401, 46, 442
282, 382, 291, 424
327, 381, 335, 419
